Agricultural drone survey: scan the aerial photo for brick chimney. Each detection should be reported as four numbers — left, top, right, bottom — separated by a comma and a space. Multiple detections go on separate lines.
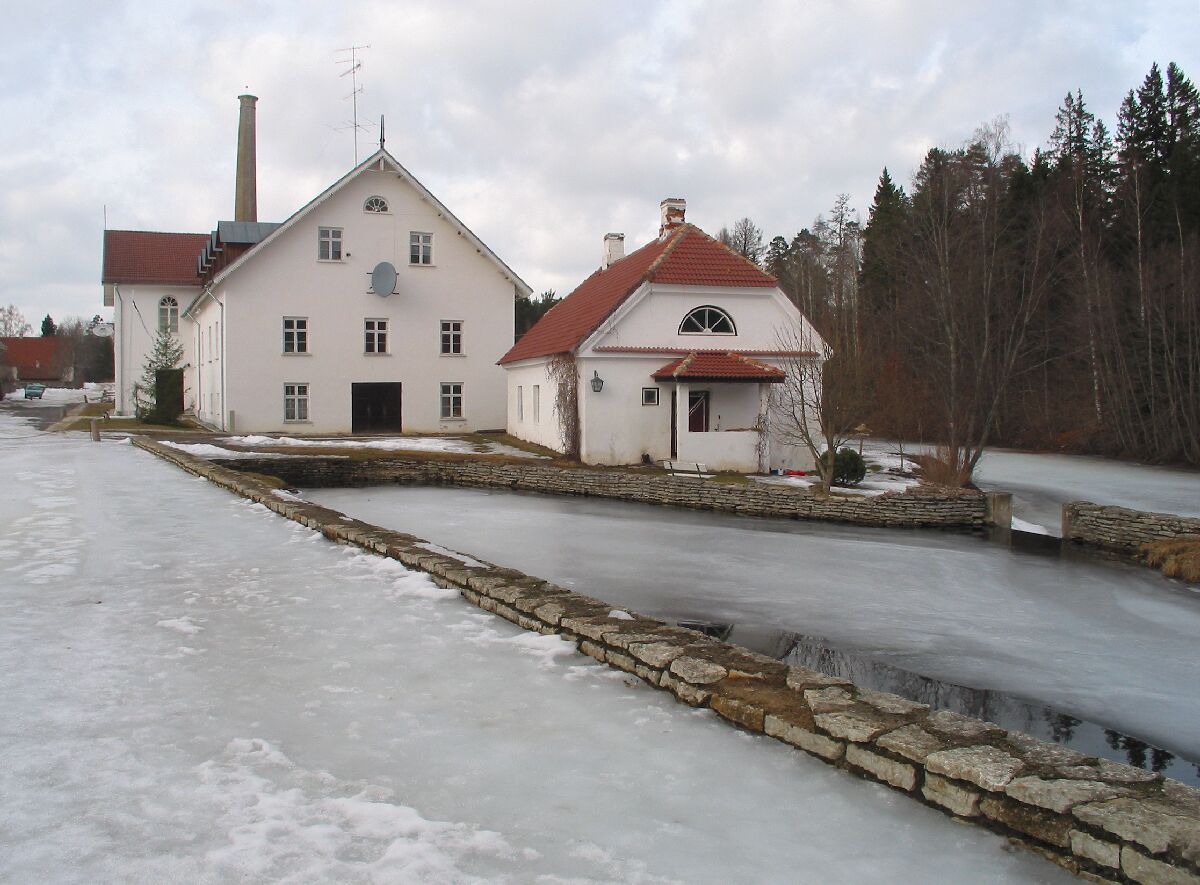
234, 94, 258, 223
659, 197, 686, 239
602, 233, 625, 270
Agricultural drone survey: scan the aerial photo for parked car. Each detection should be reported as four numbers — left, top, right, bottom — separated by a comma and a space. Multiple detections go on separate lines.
23, 383, 46, 399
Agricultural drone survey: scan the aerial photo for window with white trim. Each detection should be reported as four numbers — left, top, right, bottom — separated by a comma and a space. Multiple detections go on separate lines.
533, 385, 540, 423
440, 320, 462, 354
364, 319, 388, 353
283, 317, 308, 354
363, 195, 389, 213
642, 387, 660, 406
284, 383, 309, 421
440, 382, 463, 419
517, 385, 524, 421
410, 231, 433, 265
158, 296, 179, 333
318, 227, 343, 261
679, 305, 736, 335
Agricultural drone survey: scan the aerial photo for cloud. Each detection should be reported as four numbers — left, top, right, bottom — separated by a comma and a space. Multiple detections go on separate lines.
1, 0, 1197, 321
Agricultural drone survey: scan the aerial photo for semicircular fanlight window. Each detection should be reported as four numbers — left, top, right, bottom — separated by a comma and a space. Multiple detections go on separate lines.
363, 195, 389, 213
679, 305, 736, 335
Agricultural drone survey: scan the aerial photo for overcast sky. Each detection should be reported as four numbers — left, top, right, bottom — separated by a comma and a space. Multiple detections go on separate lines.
1, 0, 1197, 327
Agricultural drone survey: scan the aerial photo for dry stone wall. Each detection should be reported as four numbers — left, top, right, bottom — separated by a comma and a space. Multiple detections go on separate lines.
1064, 503, 1200, 554
135, 438, 1200, 884
207, 454, 987, 528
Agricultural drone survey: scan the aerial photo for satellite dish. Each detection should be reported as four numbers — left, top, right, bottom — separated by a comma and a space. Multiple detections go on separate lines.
370, 261, 397, 297
90, 324, 114, 338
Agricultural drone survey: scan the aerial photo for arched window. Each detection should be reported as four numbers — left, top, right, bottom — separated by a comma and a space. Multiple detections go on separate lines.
158, 296, 179, 333
363, 195, 389, 213
679, 305, 736, 335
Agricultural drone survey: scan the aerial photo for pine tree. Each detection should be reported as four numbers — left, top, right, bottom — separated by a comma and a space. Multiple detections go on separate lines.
40, 315, 56, 337
135, 328, 184, 419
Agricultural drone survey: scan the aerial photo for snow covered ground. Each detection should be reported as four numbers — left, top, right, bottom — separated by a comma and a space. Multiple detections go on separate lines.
218, 434, 547, 459
0, 412, 1069, 883
308, 485, 1200, 773
3, 386, 87, 404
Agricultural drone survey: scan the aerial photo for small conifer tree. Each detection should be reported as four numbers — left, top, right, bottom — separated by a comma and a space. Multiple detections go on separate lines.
135, 328, 184, 420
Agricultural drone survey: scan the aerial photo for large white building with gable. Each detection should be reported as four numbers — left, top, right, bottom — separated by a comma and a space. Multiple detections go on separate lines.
103, 95, 529, 434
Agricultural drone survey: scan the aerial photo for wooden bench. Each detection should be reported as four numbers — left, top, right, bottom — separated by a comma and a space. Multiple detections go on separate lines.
660, 459, 708, 477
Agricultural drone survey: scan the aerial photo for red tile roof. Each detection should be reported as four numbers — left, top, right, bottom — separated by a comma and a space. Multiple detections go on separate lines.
0, 336, 67, 380
652, 351, 785, 383
499, 225, 776, 364
102, 230, 208, 286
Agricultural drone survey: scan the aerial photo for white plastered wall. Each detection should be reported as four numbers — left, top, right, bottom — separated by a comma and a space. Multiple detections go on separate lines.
109, 282, 198, 416
504, 358, 563, 452
213, 165, 516, 434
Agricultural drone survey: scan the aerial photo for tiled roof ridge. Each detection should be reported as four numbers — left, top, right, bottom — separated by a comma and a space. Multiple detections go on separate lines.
644, 224, 692, 279
672, 351, 697, 378
105, 228, 207, 236
731, 351, 780, 373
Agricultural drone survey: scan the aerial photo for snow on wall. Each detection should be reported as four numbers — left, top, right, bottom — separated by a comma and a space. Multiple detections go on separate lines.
133, 436, 1200, 883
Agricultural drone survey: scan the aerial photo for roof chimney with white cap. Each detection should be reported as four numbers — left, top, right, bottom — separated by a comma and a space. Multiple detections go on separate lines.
602, 232, 625, 270
234, 94, 258, 223
659, 197, 686, 239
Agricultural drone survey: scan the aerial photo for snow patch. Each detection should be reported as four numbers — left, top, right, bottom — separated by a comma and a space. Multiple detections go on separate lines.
156, 617, 204, 635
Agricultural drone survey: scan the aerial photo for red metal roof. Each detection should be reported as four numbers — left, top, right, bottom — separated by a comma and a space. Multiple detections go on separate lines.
652, 351, 785, 383
102, 230, 208, 286
499, 225, 777, 365
0, 336, 67, 380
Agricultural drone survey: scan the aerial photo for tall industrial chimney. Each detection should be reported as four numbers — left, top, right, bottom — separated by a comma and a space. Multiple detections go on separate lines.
234, 94, 258, 222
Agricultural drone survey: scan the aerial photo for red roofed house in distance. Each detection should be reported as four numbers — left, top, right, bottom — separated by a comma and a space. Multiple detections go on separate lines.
499, 199, 826, 473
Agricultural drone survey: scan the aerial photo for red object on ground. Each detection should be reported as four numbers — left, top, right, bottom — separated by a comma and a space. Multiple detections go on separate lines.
784, 470, 806, 476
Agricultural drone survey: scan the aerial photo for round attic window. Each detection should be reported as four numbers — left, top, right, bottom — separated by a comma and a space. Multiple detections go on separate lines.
364, 195, 389, 213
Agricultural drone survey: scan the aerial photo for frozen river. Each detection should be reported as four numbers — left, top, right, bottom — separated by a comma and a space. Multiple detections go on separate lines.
973, 448, 1200, 534
0, 412, 1071, 883
307, 485, 1200, 783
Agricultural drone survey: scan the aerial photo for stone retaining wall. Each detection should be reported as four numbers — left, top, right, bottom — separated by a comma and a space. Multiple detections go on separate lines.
1064, 502, 1200, 553
135, 438, 1200, 884
207, 454, 987, 529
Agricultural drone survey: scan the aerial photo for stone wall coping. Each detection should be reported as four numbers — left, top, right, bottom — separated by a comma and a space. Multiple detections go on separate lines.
134, 437, 1200, 884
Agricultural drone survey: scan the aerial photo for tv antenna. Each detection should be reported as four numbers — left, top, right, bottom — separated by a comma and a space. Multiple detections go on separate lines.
334, 44, 372, 164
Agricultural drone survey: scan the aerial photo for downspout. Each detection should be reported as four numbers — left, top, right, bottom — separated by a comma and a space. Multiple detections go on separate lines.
113, 284, 127, 414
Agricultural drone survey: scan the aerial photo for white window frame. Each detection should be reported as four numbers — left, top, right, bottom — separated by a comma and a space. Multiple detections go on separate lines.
318, 226, 343, 261
440, 382, 463, 419
642, 387, 660, 406
679, 305, 736, 335
533, 384, 540, 424
363, 195, 389, 213
410, 231, 433, 266
440, 319, 463, 355
283, 317, 308, 354
517, 385, 524, 421
284, 383, 309, 422
364, 318, 388, 354
158, 296, 179, 333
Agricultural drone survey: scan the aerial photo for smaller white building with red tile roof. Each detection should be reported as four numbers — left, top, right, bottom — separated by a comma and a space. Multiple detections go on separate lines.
499, 199, 825, 472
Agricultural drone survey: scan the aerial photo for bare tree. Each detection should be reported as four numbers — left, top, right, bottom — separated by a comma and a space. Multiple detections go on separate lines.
719, 217, 765, 264
770, 323, 868, 491
0, 305, 31, 337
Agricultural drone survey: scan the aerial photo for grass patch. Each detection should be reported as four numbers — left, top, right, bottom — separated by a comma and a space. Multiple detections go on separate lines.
707, 473, 755, 486
1141, 536, 1200, 583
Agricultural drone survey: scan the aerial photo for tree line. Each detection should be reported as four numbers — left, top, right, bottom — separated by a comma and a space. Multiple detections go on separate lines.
723, 61, 1200, 473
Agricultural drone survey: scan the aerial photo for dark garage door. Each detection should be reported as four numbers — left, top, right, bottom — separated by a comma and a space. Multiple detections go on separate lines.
351, 382, 402, 433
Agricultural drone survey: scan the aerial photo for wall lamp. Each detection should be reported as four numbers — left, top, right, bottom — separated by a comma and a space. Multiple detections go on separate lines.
590, 370, 605, 393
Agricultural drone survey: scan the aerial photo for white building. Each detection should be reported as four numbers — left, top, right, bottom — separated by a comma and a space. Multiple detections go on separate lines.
500, 199, 825, 473
102, 95, 529, 433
